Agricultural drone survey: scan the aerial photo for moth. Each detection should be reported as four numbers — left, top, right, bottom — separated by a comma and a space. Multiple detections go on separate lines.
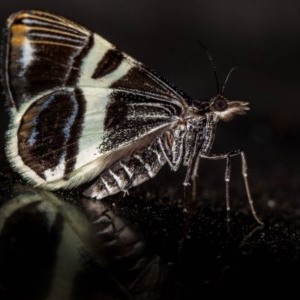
2, 10, 262, 224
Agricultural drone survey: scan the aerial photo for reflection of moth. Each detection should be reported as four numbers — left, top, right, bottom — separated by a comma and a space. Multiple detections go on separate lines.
0, 186, 165, 299
3, 10, 261, 223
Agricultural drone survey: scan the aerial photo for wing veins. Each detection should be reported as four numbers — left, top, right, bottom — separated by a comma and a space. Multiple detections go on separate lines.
137, 64, 186, 102
128, 102, 176, 116
110, 88, 185, 108
19, 13, 88, 35
25, 26, 87, 39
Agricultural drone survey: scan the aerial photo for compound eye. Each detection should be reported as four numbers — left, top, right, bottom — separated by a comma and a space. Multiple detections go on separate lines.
213, 97, 228, 111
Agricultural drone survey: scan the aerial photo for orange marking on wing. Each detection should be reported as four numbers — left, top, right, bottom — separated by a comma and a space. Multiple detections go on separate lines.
11, 24, 27, 47
14, 12, 32, 20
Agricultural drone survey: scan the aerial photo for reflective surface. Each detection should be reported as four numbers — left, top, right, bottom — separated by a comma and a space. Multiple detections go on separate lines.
1, 168, 300, 299
0, 183, 167, 300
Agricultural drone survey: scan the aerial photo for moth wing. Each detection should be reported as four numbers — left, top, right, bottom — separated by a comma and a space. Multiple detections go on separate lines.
3, 10, 189, 189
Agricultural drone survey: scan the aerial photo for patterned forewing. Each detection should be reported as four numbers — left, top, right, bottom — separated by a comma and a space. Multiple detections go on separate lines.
3, 10, 188, 189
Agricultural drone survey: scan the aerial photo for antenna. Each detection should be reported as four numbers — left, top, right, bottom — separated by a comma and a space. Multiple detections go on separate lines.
197, 41, 220, 94
221, 66, 239, 94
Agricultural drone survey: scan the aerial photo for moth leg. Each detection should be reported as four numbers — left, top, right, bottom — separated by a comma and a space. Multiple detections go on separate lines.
158, 126, 185, 172
199, 150, 236, 221
183, 117, 216, 194
122, 189, 130, 197
183, 130, 203, 187
84, 140, 166, 200
198, 150, 263, 225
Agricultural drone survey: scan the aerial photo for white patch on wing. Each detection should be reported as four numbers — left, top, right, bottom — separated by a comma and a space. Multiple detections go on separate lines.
78, 33, 133, 88
44, 163, 66, 182
73, 88, 109, 171
78, 34, 113, 86
20, 38, 34, 74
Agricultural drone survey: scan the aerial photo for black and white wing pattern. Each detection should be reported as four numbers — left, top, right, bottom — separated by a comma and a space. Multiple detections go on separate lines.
2, 10, 189, 191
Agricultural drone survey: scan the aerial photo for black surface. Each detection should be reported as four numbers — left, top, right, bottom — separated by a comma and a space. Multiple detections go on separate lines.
0, 1, 300, 299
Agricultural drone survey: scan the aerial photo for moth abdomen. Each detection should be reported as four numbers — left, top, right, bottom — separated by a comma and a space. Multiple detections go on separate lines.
84, 140, 166, 199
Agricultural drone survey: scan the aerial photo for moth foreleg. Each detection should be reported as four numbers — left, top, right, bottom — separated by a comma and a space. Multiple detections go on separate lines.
183, 130, 203, 186
198, 150, 263, 225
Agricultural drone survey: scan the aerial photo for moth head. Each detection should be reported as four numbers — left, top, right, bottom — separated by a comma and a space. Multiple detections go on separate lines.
193, 46, 249, 122
209, 94, 249, 122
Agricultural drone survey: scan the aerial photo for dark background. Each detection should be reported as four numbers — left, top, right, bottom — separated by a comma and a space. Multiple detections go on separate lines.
1, 0, 300, 299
